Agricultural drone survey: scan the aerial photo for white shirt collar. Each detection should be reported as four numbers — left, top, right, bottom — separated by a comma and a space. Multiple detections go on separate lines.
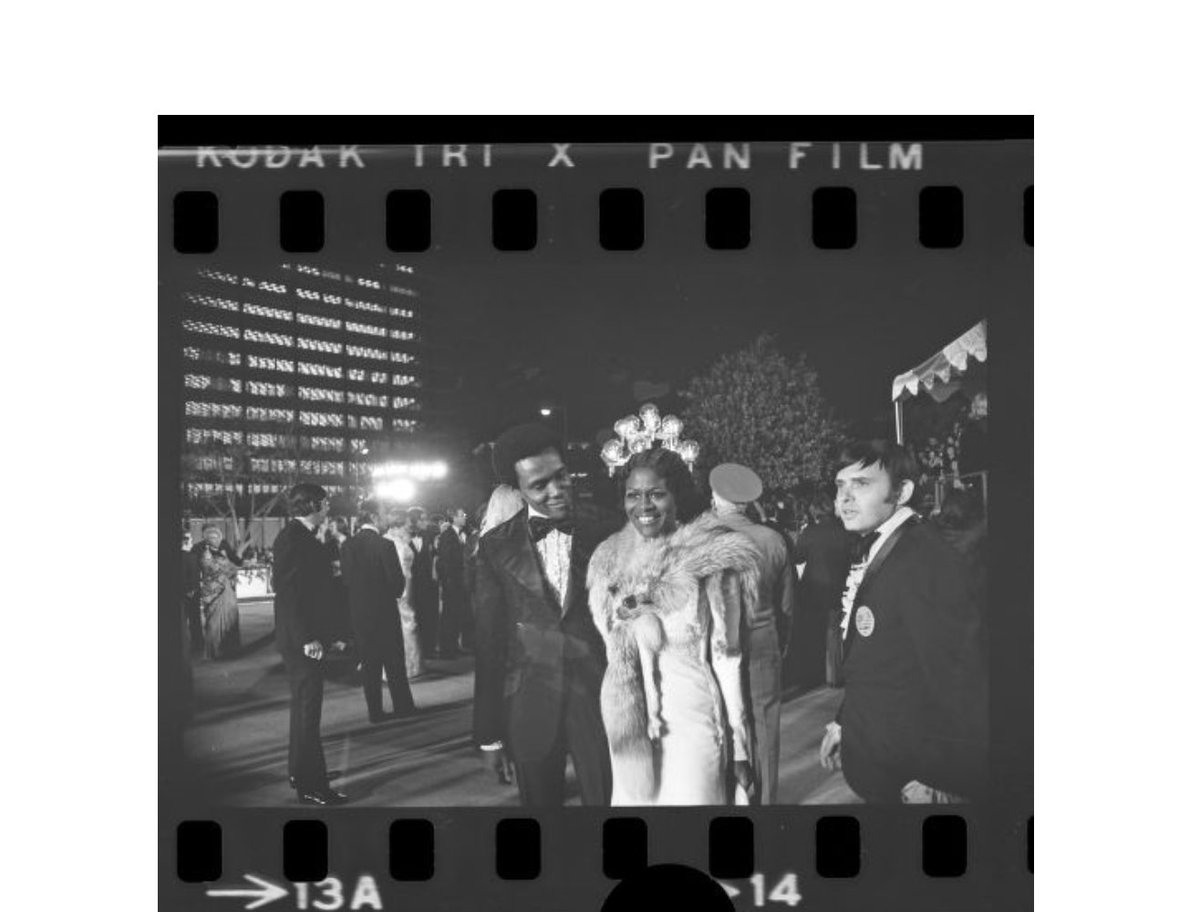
298, 516, 318, 532
527, 504, 550, 521
869, 505, 915, 553
360, 523, 379, 533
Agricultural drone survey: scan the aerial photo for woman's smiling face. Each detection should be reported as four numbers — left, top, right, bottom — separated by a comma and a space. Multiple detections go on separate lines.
625, 467, 678, 539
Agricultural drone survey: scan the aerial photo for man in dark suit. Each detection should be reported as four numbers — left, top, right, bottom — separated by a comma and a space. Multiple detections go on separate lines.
791, 494, 853, 689
435, 507, 470, 657
473, 423, 617, 807
819, 440, 987, 803
271, 484, 347, 805
340, 498, 415, 723
404, 506, 439, 657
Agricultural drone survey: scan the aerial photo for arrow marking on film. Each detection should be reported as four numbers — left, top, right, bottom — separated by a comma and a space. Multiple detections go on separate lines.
718, 880, 741, 898
206, 874, 288, 910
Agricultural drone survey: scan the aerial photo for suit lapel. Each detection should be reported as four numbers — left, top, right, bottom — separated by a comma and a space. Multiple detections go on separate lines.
843, 516, 914, 660
496, 511, 553, 605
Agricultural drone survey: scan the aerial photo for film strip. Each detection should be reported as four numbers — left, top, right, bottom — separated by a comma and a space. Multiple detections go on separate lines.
161, 124, 1032, 912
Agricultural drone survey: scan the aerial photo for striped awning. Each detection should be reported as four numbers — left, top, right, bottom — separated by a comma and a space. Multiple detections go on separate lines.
892, 321, 987, 402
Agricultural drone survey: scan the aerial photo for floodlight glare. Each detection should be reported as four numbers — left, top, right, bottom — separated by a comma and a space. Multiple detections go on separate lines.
375, 478, 417, 503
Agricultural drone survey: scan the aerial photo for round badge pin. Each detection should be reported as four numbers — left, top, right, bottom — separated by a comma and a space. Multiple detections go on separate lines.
856, 606, 876, 637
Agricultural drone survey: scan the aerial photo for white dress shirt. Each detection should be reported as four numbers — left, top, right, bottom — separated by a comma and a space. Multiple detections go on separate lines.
528, 505, 572, 613
839, 506, 915, 640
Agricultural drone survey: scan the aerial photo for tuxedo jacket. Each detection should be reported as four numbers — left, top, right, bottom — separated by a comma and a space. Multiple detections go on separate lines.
271, 519, 336, 658
838, 516, 987, 800
472, 504, 619, 762
340, 528, 406, 655
408, 533, 437, 604
435, 527, 467, 592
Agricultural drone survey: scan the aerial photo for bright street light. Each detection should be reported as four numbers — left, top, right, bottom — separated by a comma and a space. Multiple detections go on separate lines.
539, 407, 552, 417
375, 478, 417, 502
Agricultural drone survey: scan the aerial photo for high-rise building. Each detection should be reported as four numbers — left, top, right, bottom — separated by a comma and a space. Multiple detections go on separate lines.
177, 261, 428, 506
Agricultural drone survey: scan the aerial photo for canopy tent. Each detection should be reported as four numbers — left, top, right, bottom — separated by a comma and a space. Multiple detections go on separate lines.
892, 320, 987, 443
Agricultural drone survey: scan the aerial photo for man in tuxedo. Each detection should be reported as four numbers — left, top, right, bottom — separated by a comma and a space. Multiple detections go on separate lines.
435, 507, 470, 657
819, 440, 987, 803
709, 463, 795, 805
340, 498, 416, 723
473, 423, 617, 807
272, 484, 347, 805
404, 506, 439, 657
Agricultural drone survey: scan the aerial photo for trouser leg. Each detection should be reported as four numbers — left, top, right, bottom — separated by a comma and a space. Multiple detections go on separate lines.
562, 668, 612, 807
382, 647, 415, 712
748, 627, 782, 805
360, 655, 384, 718
288, 659, 328, 790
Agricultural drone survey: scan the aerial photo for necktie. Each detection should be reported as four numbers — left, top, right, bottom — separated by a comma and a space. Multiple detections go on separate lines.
529, 516, 575, 542
849, 531, 881, 566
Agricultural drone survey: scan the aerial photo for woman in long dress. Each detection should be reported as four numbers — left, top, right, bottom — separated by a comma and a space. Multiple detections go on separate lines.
193, 524, 243, 659
386, 523, 425, 679
587, 448, 759, 805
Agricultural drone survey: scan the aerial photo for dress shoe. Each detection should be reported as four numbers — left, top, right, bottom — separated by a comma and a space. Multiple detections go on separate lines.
368, 712, 389, 724
297, 787, 349, 806
391, 705, 418, 719
288, 770, 341, 789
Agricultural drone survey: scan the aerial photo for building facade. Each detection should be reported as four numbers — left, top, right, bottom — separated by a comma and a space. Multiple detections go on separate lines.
178, 261, 428, 507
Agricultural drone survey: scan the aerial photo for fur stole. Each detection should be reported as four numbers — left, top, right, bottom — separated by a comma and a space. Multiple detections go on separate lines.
587, 513, 761, 802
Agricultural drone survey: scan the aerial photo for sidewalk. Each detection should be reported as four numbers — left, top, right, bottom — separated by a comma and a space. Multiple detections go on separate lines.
181, 602, 855, 806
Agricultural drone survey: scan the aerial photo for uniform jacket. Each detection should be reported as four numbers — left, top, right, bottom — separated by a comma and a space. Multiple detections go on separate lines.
271, 519, 336, 658
340, 527, 406, 656
472, 503, 620, 761
838, 516, 988, 800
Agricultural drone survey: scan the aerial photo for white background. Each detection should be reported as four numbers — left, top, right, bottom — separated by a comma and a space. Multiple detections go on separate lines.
4, 4, 1196, 909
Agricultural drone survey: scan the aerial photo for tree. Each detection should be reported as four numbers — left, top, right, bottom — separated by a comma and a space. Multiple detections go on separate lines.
680, 335, 847, 492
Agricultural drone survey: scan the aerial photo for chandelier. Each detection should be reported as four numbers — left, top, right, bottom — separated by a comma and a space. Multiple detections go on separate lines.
600, 403, 700, 476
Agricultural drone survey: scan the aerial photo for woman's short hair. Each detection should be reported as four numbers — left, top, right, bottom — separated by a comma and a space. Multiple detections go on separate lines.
200, 522, 222, 536
623, 447, 705, 524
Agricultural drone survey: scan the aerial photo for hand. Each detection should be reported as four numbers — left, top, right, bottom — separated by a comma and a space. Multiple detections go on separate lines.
734, 760, 756, 801
303, 640, 324, 661
481, 745, 515, 785
819, 723, 842, 771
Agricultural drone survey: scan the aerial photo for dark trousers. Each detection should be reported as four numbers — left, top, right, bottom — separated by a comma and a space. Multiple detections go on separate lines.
284, 654, 328, 791
184, 596, 204, 655
413, 584, 438, 656
438, 582, 466, 653
361, 644, 414, 718
746, 625, 782, 805
512, 668, 612, 807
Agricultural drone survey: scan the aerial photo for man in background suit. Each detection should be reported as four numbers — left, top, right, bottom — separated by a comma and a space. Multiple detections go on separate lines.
404, 506, 438, 657
709, 463, 795, 805
819, 440, 987, 803
340, 498, 415, 723
473, 423, 618, 807
272, 484, 347, 805
435, 507, 470, 657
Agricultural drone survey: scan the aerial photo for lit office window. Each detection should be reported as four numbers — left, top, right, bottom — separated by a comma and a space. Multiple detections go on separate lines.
197, 268, 240, 285
296, 265, 322, 276
392, 374, 416, 386
297, 336, 342, 354
186, 292, 240, 312
247, 355, 295, 373
247, 381, 292, 397
244, 329, 294, 347
392, 418, 418, 431
359, 415, 383, 431
297, 361, 342, 379
391, 352, 416, 364
258, 281, 288, 294
347, 344, 388, 361
346, 320, 387, 338
296, 287, 321, 301
301, 460, 344, 476
298, 312, 340, 330
347, 392, 387, 408
344, 297, 386, 314
389, 329, 416, 341
185, 428, 243, 445
183, 319, 239, 339
300, 387, 345, 403
183, 347, 242, 366
348, 438, 366, 451
308, 437, 344, 452
392, 396, 417, 409
369, 371, 388, 383
389, 306, 416, 318
245, 303, 293, 321
246, 406, 294, 423
322, 293, 342, 305
347, 368, 366, 382
185, 401, 243, 419
300, 411, 345, 428
356, 277, 382, 289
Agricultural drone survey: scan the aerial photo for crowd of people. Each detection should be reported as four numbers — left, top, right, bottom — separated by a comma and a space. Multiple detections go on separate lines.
182, 422, 988, 808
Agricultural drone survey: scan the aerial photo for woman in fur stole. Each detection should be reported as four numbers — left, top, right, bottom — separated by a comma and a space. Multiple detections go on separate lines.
588, 448, 759, 805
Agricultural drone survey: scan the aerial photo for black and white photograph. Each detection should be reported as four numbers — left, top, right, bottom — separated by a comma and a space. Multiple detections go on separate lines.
161, 138, 1020, 815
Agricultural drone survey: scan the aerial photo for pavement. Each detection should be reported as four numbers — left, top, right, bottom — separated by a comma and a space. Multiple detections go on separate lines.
180, 599, 857, 807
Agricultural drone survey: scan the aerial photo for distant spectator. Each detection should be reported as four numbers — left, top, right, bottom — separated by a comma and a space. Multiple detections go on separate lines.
192, 524, 243, 659
789, 494, 853, 690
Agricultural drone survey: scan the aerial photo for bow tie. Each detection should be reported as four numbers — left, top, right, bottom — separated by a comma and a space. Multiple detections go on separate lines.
849, 530, 881, 566
529, 516, 574, 542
